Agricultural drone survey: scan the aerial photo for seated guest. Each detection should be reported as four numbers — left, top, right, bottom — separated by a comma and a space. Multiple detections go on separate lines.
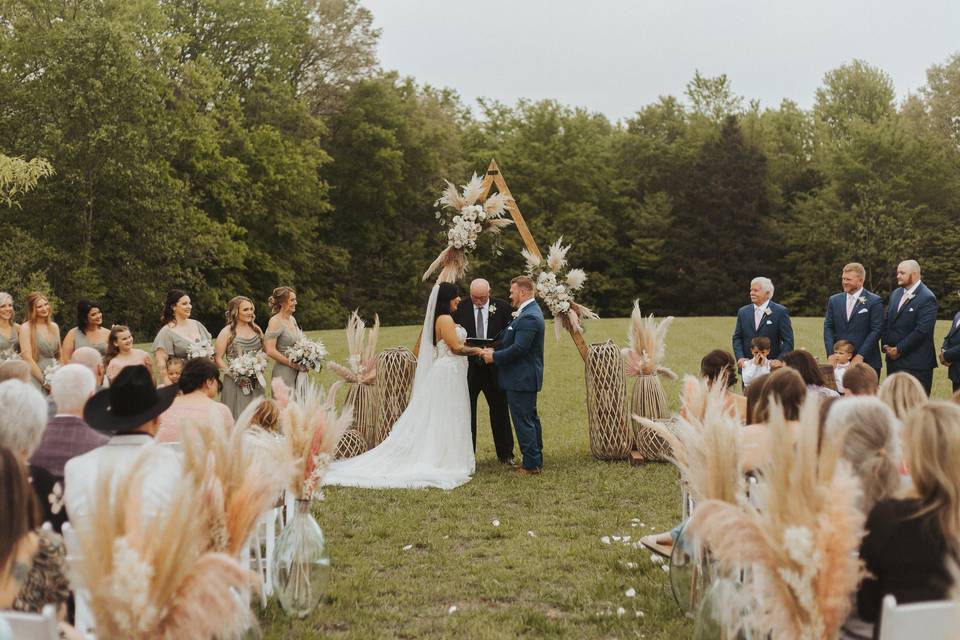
250, 398, 280, 433
29, 364, 107, 478
856, 402, 960, 627
0, 380, 64, 530
699, 349, 747, 420
878, 372, 927, 421
741, 337, 771, 389
0, 359, 30, 383
742, 367, 807, 472
0, 446, 78, 639
783, 349, 840, 399
832, 340, 856, 393
63, 365, 179, 530
843, 363, 880, 397
69, 346, 106, 388
744, 372, 771, 425
157, 358, 233, 443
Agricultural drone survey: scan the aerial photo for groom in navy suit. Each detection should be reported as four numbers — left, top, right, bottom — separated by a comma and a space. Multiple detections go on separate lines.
823, 262, 884, 378
732, 277, 794, 370
482, 276, 545, 475
884, 259, 938, 394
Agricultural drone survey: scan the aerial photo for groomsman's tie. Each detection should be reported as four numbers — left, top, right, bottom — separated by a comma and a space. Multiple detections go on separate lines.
476, 307, 485, 339
846, 296, 856, 320
754, 307, 763, 330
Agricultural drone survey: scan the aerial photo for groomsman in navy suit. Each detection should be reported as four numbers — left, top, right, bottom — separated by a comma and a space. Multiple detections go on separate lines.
823, 262, 884, 378
882, 259, 938, 395
732, 277, 794, 370
939, 307, 960, 392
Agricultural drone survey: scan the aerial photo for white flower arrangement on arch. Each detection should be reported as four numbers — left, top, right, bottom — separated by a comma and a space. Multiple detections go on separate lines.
423, 173, 514, 283
522, 237, 599, 340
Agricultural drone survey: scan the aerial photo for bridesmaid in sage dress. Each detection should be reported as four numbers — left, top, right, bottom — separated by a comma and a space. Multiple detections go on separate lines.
264, 286, 306, 392
18, 292, 61, 391
60, 299, 110, 361
153, 288, 213, 384
215, 296, 266, 419
0, 292, 19, 355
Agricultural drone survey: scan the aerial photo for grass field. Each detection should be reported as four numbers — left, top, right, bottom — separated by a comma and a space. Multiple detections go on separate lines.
253, 316, 958, 639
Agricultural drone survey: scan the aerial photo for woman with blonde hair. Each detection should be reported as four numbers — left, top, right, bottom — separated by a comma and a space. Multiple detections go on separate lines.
263, 286, 305, 391
856, 401, 960, 626
17, 292, 60, 392
215, 296, 265, 418
103, 325, 153, 383
0, 292, 19, 355
878, 372, 927, 421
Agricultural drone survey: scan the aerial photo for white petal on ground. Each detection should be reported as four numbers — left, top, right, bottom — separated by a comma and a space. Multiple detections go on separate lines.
402, 544, 413, 551
625, 588, 636, 597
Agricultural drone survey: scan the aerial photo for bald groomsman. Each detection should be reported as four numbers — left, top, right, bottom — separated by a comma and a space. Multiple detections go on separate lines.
823, 262, 883, 378
452, 278, 515, 464
882, 259, 938, 395
732, 276, 794, 370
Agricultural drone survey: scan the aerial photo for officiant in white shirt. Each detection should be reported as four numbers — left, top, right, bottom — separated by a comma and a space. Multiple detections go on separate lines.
64, 364, 181, 531
452, 278, 515, 464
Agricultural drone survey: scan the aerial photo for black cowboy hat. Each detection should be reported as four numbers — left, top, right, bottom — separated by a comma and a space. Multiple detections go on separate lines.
83, 365, 178, 434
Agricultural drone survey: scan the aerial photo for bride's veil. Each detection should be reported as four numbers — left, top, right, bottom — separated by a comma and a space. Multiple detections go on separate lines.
412, 284, 440, 393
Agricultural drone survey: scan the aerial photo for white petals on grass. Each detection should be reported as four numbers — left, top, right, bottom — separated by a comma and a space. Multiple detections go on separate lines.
661, 564, 670, 572
650, 554, 665, 565
616, 607, 626, 617
402, 544, 413, 551
492, 519, 500, 527
625, 588, 636, 598
527, 531, 536, 537
447, 606, 458, 615
600, 536, 611, 544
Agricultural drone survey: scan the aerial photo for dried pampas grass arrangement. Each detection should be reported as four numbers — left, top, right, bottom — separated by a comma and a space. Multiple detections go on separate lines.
686, 396, 866, 639
523, 237, 599, 340
326, 311, 380, 448
423, 173, 514, 283
180, 404, 290, 556
622, 301, 676, 379
74, 452, 257, 639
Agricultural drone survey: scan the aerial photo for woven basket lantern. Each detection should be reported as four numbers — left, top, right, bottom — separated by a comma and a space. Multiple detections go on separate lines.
630, 375, 672, 462
375, 347, 417, 446
345, 382, 379, 450
335, 427, 367, 460
585, 340, 631, 460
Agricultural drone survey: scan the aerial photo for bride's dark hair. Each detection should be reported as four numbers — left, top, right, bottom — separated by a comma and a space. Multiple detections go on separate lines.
433, 282, 460, 344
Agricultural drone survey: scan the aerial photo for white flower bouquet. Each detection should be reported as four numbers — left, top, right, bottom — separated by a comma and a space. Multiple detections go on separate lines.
0, 348, 21, 363
523, 237, 599, 339
187, 339, 215, 360
423, 173, 514, 283
226, 350, 269, 395
43, 361, 61, 387
285, 337, 327, 373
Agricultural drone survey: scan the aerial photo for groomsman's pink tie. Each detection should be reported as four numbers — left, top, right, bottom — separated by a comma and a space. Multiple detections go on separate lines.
846, 296, 856, 320
754, 307, 763, 330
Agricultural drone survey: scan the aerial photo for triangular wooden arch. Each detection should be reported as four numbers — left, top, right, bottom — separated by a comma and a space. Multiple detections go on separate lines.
479, 159, 589, 361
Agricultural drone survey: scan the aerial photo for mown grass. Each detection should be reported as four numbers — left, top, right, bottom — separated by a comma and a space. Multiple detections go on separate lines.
251, 316, 958, 639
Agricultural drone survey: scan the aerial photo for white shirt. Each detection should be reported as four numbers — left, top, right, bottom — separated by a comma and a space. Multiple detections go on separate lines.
64, 433, 182, 533
898, 280, 922, 311
474, 300, 490, 339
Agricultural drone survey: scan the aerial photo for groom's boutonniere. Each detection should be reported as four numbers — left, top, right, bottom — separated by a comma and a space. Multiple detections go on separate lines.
763, 307, 772, 316
511, 311, 519, 319
488, 304, 497, 315
859, 295, 867, 305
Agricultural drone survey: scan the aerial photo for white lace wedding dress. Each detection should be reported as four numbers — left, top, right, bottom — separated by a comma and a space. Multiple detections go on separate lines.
323, 288, 474, 490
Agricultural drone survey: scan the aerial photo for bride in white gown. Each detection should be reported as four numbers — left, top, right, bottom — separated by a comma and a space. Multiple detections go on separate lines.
323, 282, 485, 490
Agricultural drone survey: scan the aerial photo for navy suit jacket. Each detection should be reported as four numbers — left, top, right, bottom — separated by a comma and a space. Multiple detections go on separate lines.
882, 282, 938, 372
941, 312, 960, 384
823, 290, 884, 370
732, 301, 794, 361
493, 301, 545, 392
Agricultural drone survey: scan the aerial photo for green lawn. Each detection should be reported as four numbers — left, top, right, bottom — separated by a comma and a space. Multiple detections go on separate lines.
254, 316, 958, 639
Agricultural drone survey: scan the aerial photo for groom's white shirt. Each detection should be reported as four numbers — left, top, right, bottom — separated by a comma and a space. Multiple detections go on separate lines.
516, 298, 536, 315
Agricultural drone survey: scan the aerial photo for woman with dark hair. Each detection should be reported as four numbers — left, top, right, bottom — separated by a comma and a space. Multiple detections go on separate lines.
215, 296, 265, 418
153, 289, 212, 385
103, 325, 152, 383
60, 299, 110, 361
324, 282, 484, 489
264, 286, 303, 392
157, 358, 232, 442
699, 349, 746, 420
18, 292, 61, 392
742, 367, 808, 472
783, 349, 840, 399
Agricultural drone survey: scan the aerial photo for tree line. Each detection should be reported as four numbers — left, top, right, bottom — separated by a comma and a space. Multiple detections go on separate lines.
2, 0, 959, 335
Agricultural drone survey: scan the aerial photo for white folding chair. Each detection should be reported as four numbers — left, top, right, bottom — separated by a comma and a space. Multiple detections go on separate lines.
877, 594, 960, 640
0, 604, 59, 640
60, 522, 95, 636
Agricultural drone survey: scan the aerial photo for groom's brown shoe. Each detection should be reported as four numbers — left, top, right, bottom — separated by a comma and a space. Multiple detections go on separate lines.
513, 466, 542, 476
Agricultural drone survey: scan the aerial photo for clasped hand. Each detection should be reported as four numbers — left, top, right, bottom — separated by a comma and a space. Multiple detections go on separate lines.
480, 348, 495, 364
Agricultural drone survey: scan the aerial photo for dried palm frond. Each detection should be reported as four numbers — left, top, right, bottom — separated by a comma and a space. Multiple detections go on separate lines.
565, 268, 587, 291
74, 453, 257, 639
422, 246, 467, 284
687, 396, 866, 640
635, 375, 743, 504
460, 173, 484, 205
622, 300, 676, 379
545, 237, 569, 273
483, 192, 510, 217
521, 247, 541, 271
327, 311, 379, 385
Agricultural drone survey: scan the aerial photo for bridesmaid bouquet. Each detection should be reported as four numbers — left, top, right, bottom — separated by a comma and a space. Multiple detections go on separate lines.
285, 337, 327, 373
227, 350, 269, 395
0, 348, 20, 363
43, 361, 61, 386
187, 339, 215, 360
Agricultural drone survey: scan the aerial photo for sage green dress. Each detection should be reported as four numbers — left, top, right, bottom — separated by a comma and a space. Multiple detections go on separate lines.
74, 329, 108, 355
222, 333, 265, 419
0, 322, 19, 354
152, 322, 213, 359
265, 321, 302, 391
33, 328, 60, 391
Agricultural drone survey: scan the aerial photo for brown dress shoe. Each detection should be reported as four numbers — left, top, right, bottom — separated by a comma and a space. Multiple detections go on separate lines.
513, 466, 542, 476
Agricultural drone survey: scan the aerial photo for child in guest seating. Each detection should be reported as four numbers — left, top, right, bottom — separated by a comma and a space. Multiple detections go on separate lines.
833, 339, 855, 393
742, 336, 771, 387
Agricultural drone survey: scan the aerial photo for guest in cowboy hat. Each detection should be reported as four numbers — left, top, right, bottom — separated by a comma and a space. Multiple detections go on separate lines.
63, 365, 181, 531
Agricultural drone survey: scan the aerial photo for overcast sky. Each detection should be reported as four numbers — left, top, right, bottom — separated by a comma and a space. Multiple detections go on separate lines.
362, 0, 960, 122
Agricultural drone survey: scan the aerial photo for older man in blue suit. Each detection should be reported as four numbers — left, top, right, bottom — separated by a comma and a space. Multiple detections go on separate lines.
483, 276, 546, 476
823, 262, 884, 378
883, 259, 938, 395
732, 277, 794, 370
